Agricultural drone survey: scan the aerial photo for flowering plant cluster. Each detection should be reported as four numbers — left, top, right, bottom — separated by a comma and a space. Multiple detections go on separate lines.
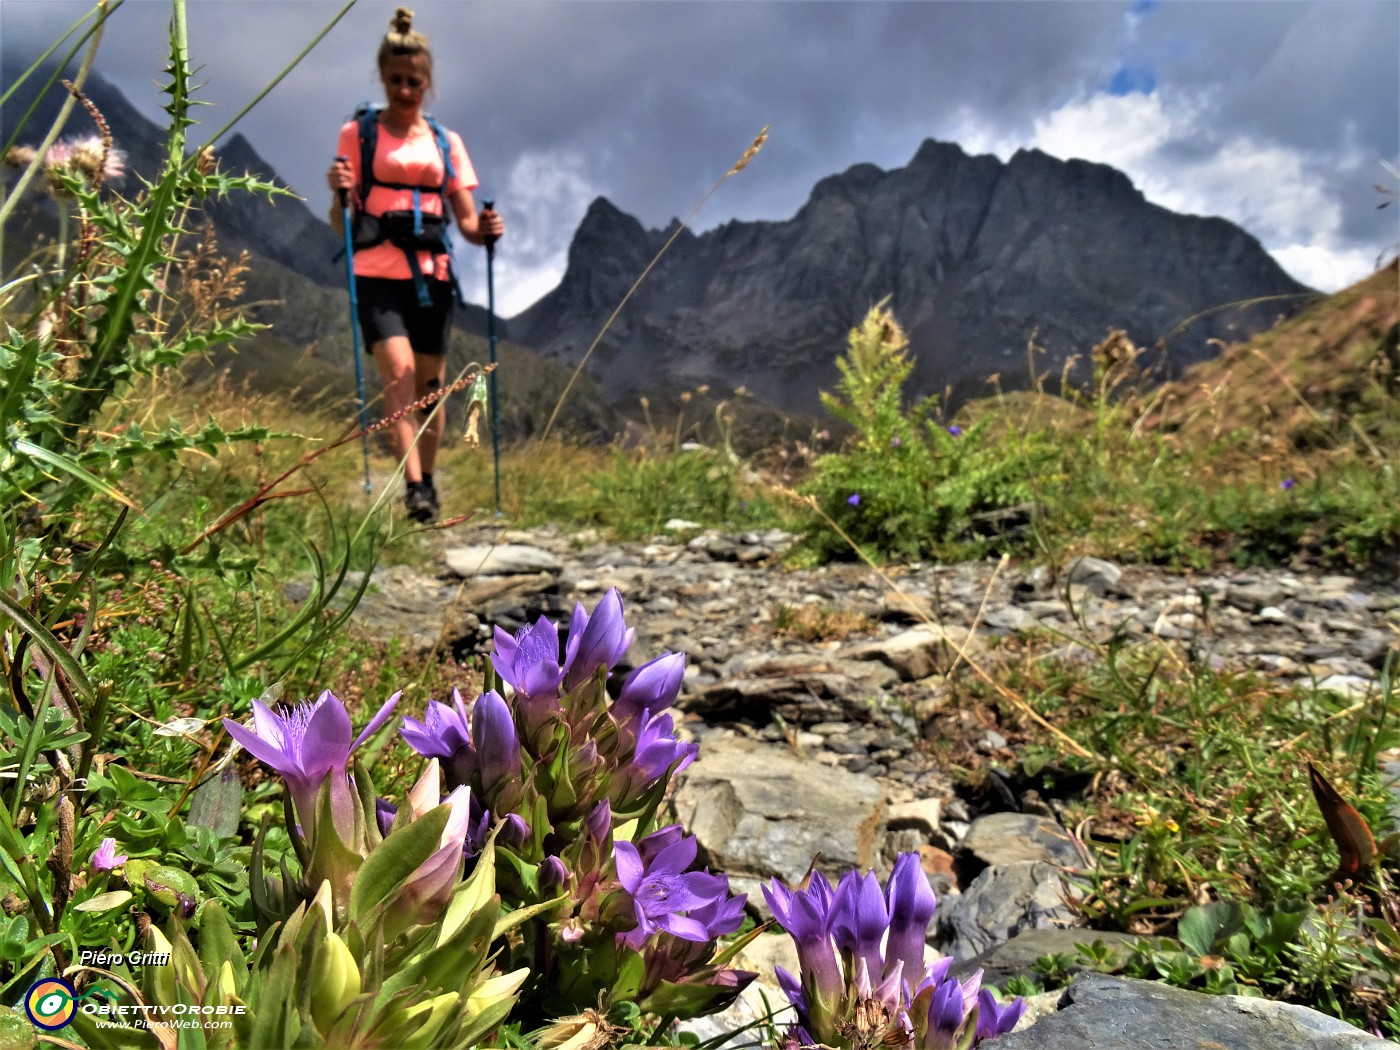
765, 853, 1024, 1049
191, 588, 753, 1045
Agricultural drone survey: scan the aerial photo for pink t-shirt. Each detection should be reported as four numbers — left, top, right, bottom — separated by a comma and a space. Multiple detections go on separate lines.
337, 118, 478, 280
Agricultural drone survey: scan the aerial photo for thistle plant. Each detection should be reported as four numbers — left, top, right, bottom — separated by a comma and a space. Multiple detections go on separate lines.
765, 853, 1025, 1049
801, 302, 1055, 563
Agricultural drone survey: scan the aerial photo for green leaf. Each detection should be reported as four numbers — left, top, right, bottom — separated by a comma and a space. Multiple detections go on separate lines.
10, 437, 141, 511
74, 890, 133, 913
187, 767, 243, 840
349, 804, 449, 919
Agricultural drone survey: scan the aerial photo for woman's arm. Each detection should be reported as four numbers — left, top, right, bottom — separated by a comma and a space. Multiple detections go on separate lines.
327, 156, 355, 234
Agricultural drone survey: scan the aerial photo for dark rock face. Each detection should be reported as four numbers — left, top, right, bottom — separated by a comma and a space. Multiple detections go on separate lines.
511, 140, 1313, 413
994, 973, 1387, 1049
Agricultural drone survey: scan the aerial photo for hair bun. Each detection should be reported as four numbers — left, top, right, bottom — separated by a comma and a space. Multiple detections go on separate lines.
391, 7, 414, 35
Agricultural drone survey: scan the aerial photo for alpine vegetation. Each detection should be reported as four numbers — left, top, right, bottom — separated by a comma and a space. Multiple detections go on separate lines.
765, 852, 1024, 1049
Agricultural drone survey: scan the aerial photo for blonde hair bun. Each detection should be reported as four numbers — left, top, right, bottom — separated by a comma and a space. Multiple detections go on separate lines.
378, 6, 431, 71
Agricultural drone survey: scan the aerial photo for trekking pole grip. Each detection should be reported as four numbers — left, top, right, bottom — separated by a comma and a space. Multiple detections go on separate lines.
335, 155, 350, 209
482, 197, 497, 253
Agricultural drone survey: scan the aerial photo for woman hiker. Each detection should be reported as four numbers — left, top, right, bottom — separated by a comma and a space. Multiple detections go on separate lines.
327, 7, 504, 522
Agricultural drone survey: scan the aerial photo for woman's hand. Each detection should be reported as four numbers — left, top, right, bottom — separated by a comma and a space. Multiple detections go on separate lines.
478, 205, 504, 244
327, 156, 354, 199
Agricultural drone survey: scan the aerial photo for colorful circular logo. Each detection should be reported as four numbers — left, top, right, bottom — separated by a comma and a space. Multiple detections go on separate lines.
25, 977, 78, 1030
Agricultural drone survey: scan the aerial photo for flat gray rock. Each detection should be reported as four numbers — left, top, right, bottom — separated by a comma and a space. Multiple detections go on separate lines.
670, 732, 887, 891
841, 624, 983, 680
994, 973, 1390, 1049
962, 812, 1084, 868
443, 543, 562, 577
935, 862, 1078, 961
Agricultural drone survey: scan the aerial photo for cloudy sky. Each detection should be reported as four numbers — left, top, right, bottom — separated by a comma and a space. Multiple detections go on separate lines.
4, 0, 1397, 317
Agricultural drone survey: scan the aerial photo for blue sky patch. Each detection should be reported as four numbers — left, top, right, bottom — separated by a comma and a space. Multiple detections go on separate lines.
1108, 64, 1158, 96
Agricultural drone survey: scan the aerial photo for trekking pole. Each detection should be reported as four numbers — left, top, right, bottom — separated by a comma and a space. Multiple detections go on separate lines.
337, 157, 373, 493
482, 197, 501, 515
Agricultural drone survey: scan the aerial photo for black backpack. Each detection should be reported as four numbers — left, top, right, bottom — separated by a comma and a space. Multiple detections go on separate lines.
346, 102, 464, 307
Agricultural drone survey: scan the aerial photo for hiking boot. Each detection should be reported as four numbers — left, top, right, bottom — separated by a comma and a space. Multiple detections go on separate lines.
405, 482, 438, 523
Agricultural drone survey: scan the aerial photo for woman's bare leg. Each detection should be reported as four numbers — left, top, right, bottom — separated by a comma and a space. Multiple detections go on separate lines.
371, 336, 423, 483
413, 353, 449, 479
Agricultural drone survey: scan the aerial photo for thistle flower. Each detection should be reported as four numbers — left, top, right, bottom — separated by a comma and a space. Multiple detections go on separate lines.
67, 135, 125, 183
563, 588, 634, 691
90, 837, 127, 872
222, 690, 399, 844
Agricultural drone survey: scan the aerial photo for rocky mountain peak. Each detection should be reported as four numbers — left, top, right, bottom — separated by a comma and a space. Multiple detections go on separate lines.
511, 138, 1311, 416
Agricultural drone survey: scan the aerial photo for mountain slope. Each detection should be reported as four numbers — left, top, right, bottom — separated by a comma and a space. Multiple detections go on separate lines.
511, 140, 1312, 414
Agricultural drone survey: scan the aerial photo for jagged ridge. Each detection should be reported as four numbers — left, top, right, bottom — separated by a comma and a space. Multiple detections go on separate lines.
511, 139, 1313, 414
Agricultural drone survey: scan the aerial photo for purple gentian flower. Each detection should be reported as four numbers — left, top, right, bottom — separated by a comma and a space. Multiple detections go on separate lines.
563, 588, 635, 690
222, 690, 399, 841
885, 852, 938, 983
630, 709, 698, 784
1280, 477, 1295, 490
847, 493, 861, 506
830, 870, 888, 980
614, 830, 736, 950
764, 872, 844, 1033
398, 688, 472, 764
613, 651, 686, 726
376, 798, 397, 838
975, 988, 1027, 1039
767, 853, 1019, 1049
947, 425, 962, 437
493, 617, 567, 698
90, 838, 127, 872
925, 976, 966, 1048
539, 855, 569, 894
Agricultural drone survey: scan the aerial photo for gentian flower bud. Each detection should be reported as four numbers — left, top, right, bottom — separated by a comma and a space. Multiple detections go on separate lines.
310, 928, 361, 1033
539, 855, 568, 894
563, 589, 634, 690
613, 651, 686, 726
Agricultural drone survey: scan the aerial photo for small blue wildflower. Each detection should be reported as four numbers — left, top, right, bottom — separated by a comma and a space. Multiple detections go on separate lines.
846, 494, 861, 506
890, 436, 902, 448
947, 425, 962, 437
1280, 478, 1295, 490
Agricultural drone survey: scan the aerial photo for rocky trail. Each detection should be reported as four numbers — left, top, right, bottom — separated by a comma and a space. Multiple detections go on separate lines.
302, 522, 1400, 1047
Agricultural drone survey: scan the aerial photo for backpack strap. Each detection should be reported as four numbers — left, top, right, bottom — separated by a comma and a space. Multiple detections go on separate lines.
343, 105, 465, 308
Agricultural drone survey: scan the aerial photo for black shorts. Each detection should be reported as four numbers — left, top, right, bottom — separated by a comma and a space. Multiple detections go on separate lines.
354, 276, 455, 356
